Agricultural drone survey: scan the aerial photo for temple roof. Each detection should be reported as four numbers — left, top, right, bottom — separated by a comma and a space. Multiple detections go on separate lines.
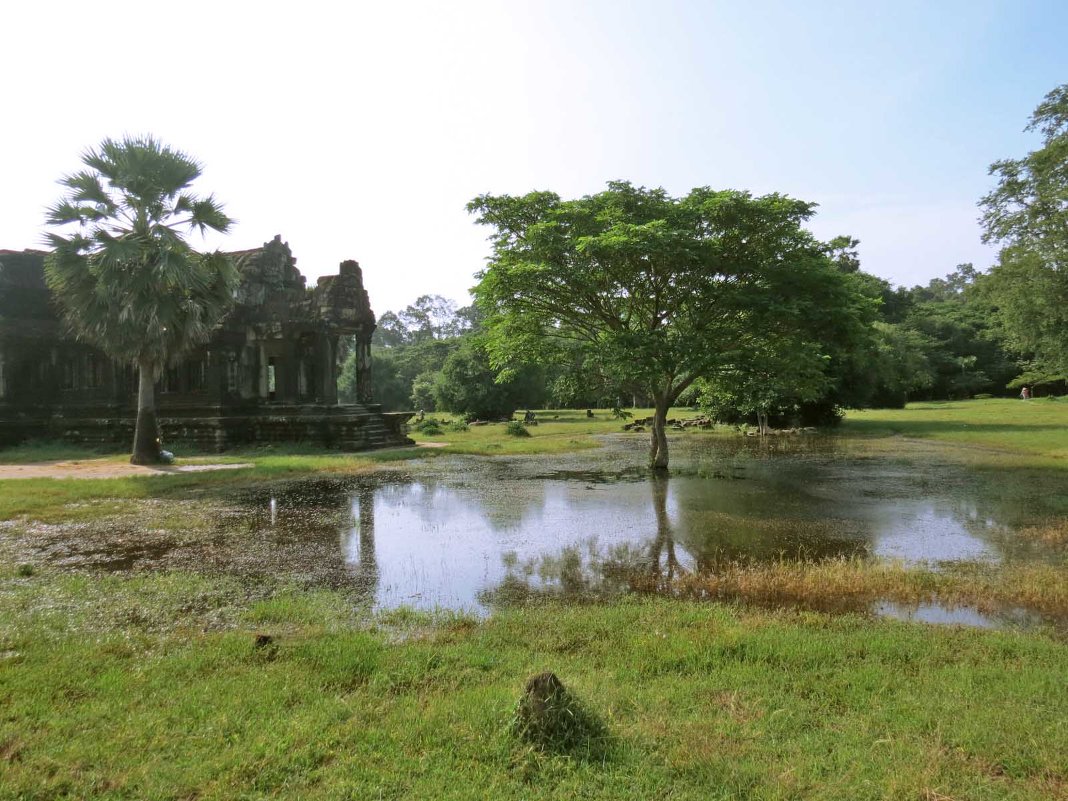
0, 238, 376, 335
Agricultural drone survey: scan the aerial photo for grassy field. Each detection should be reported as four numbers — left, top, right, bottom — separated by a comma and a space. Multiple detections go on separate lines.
406, 407, 710, 455
1, 580, 1064, 801
1, 399, 1067, 798
843, 398, 1068, 463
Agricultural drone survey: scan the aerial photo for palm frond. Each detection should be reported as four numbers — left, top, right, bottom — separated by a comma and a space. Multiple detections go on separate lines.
187, 195, 233, 234
44, 135, 239, 369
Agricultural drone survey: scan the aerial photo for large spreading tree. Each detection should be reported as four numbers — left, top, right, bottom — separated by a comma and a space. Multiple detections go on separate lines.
469, 181, 872, 468
44, 136, 239, 464
979, 83, 1068, 383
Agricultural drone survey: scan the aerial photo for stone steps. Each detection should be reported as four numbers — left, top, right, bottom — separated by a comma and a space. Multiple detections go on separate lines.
0, 405, 413, 452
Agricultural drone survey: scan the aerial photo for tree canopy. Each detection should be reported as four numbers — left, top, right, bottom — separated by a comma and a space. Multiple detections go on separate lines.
469, 181, 873, 467
979, 84, 1068, 382
44, 136, 238, 463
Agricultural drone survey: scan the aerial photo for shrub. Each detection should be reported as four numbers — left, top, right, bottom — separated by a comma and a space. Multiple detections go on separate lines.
505, 421, 530, 437
414, 419, 443, 436
973, 393, 994, 400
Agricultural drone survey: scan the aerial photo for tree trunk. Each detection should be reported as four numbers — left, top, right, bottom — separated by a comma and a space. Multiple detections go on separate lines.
648, 394, 670, 470
130, 360, 162, 465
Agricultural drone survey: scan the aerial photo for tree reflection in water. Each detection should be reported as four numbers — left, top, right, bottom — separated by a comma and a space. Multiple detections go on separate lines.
480, 473, 692, 608
647, 472, 688, 586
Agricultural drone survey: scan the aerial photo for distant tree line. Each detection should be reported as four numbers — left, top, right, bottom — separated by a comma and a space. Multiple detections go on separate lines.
338, 259, 1039, 422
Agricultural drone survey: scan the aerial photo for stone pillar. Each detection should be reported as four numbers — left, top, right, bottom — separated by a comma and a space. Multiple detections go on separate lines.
355, 332, 373, 404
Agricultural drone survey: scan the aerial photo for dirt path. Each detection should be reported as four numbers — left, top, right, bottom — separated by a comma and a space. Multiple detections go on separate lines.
0, 459, 254, 480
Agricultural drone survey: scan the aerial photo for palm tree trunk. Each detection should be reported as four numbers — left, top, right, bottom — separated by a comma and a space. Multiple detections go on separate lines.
130, 360, 162, 465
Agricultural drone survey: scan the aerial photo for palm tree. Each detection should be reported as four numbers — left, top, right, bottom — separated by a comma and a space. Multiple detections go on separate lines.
44, 136, 239, 464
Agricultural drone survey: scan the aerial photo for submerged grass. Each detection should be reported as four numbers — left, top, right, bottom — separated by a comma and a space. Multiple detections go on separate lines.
0, 584, 1064, 800
649, 557, 1068, 620
1017, 518, 1068, 547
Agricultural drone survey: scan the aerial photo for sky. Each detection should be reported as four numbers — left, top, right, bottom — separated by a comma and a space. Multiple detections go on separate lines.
2, 0, 1066, 315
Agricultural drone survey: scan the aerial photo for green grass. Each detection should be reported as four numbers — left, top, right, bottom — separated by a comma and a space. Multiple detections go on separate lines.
408, 407, 711, 455
0, 585, 1064, 800
0, 440, 126, 464
843, 398, 1068, 463
0, 446, 433, 522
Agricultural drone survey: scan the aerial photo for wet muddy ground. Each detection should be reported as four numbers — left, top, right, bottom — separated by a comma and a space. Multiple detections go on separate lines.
3, 435, 1065, 629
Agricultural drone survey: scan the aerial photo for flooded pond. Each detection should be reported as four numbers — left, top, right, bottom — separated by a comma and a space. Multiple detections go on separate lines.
250, 437, 1064, 619
10, 435, 1067, 627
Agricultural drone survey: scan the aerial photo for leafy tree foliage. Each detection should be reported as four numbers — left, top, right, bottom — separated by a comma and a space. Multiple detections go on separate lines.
372, 295, 473, 347
469, 181, 872, 467
828, 264, 1019, 407
903, 267, 1017, 398
410, 371, 440, 412
372, 311, 410, 349
432, 340, 543, 420
699, 337, 832, 434
979, 246, 1068, 385
43, 136, 237, 463
979, 83, 1068, 383
856, 322, 934, 407
981, 84, 1068, 254
342, 297, 477, 410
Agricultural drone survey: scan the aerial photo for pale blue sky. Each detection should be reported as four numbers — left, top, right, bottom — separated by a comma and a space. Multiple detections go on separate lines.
2, 0, 1065, 313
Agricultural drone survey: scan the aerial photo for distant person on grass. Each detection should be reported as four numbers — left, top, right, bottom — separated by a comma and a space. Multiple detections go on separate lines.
1020, 386, 1031, 400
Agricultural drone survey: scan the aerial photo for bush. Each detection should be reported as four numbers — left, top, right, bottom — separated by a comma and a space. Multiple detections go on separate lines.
434, 341, 544, 421
973, 393, 994, 400
505, 420, 531, 437
414, 419, 443, 436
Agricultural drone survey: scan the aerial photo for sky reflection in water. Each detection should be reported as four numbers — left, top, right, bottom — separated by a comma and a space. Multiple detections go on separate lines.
327, 436, 1061, 617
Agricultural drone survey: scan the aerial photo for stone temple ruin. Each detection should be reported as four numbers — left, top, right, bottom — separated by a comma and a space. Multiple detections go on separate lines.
0, 236, 413, 451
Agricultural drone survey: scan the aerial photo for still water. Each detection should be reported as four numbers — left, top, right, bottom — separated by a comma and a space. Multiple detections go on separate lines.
243, 436, 1063, 623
